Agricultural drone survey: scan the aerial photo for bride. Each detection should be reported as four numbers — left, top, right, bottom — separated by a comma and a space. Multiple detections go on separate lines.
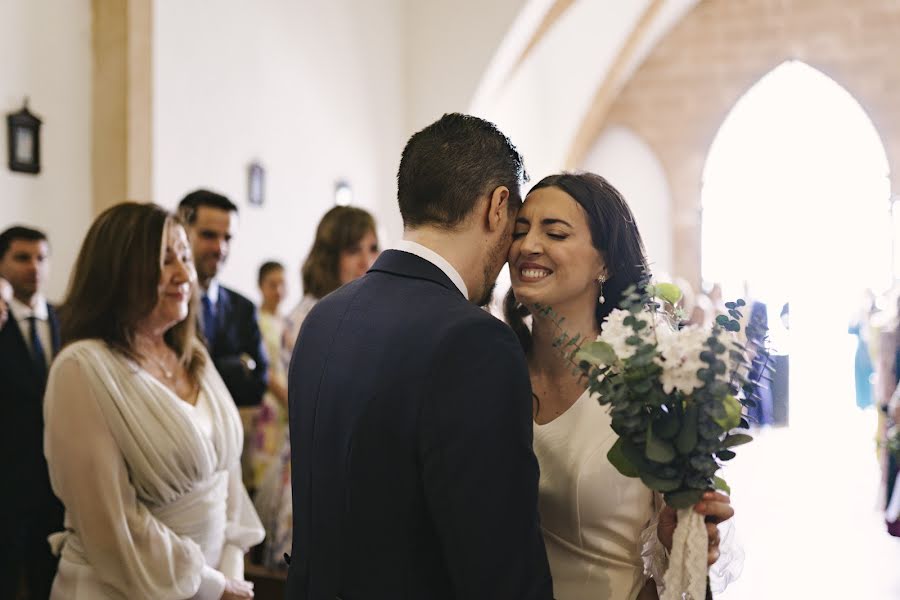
505, 173, 739, 600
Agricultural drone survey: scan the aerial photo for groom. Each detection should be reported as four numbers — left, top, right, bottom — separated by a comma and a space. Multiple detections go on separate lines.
287, 113, 552, 599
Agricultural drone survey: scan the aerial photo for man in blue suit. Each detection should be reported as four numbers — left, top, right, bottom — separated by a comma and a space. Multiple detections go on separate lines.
287, 114, 552, 599
0, 226, 64, 600
178, 190, 269, 410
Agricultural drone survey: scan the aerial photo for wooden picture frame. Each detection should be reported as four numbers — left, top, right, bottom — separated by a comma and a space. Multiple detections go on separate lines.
7, 100, 41, 174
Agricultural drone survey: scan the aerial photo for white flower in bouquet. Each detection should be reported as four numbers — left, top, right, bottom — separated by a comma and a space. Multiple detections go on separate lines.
654, 325, 707, 395
598, 308, 653, 360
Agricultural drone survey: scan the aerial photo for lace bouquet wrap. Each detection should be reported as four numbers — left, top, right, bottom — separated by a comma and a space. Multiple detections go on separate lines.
538, 283, 762, 600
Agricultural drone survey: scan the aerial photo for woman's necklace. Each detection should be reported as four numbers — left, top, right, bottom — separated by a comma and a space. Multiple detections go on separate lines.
135, 336, 176, 381
144, 351, 175, 380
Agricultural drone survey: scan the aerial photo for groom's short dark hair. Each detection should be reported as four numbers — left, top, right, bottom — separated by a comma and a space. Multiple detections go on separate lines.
397, 113, 527, 229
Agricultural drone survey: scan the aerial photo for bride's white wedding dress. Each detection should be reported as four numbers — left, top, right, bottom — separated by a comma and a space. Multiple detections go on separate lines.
533, 390, 741, 600
534, 390, 661, 599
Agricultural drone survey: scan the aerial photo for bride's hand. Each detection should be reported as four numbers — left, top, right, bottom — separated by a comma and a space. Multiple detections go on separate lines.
657, 491, 734, 565
221, 577, 254, 599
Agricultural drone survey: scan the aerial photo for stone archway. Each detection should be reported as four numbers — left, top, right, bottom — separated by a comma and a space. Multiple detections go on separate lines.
592, 0, 900, 286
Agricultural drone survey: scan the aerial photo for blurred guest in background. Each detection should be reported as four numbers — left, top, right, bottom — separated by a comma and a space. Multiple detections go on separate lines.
255, 205, 379, 570
251, 261, 289, 494
178, 189, 269, 489
45, 203, 263, 600
0, 276, 11, 328
877, 293, 900, 537
0, 226, 63, 600
746, 299, 774, 427
282, 206, 380, 356
849, 289, 876, 410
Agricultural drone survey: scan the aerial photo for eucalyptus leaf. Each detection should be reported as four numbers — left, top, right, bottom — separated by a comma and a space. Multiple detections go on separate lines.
619, 437, 651, 471
640, 472, 682, 492
645, 423, 676, 464
722, 433, 753, 448
676, 404, 699, 454
712, 395, 742, 430
655, 282, 683, 305
665, 489, 705, 509
717, 449, 736, 461
654, 410, 680, 439
607, 438, 640, 478
575, 341, 618, 366
713, 476, 731, 494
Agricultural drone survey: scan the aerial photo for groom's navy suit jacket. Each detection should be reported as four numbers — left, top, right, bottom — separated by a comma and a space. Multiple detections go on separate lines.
287, 250, 552, 600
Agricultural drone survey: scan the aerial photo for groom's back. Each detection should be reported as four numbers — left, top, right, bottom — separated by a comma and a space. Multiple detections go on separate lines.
286, 250, 551, 600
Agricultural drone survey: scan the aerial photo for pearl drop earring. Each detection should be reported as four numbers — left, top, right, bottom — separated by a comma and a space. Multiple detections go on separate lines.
598, 275, 607, 305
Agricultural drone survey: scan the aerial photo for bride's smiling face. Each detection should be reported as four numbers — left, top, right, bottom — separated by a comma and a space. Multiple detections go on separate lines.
509, 186, 605, 308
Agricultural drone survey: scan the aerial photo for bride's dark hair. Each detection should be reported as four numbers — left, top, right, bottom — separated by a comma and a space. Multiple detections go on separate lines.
503, 172, 650, 354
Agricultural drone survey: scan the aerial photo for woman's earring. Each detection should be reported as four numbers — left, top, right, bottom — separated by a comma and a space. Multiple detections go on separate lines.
598, 275, 606, 305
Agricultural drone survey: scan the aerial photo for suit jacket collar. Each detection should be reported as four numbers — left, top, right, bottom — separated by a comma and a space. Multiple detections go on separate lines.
369, 250, 466, 299
48, 304, 60, 355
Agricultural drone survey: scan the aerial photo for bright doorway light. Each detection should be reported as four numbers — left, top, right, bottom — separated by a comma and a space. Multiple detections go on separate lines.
701, 60, 891, 425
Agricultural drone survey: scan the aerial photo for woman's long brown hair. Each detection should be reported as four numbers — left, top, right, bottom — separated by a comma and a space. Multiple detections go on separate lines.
59, 202, 205, 380
301, 206, 376, 299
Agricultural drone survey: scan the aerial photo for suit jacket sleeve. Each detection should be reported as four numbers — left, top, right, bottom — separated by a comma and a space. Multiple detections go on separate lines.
420, 317, 552, 599
214, 298, 269, 407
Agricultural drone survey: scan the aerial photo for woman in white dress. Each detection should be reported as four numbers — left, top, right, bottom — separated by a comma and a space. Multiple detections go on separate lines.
44, 203, 264, 600
505, 173, 739, 600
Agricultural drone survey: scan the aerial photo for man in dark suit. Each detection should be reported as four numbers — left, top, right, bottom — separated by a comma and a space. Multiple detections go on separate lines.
287, 114, 552, 599
0, 226, 64, 600
178, 190, 268, 485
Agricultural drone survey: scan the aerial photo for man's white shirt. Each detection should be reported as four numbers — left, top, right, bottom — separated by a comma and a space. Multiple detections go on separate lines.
395, 240, 468, 300
9, 295, 53, 365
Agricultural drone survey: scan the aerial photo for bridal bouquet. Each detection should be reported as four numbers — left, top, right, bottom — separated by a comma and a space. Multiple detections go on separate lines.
537, 282, 762, 600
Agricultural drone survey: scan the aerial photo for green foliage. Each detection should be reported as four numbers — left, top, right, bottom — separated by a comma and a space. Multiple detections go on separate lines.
575, 341, 618, 366
665, 489, 705, 509
654, 282, 683, 305
713, 476, 731, 495
608, 438, 640, 477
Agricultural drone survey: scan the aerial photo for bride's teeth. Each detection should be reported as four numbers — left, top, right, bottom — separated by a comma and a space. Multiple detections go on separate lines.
522, 269, 549, 279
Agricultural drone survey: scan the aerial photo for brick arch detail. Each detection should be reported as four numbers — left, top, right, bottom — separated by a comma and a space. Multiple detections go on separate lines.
596, 0, 899, 287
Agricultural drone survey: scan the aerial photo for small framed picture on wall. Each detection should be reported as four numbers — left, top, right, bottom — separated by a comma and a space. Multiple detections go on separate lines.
7, 99, 42, 175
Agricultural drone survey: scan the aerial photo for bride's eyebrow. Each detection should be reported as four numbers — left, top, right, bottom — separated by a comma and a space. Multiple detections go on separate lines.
515, 217, 531, 225
541, 218, 573, 228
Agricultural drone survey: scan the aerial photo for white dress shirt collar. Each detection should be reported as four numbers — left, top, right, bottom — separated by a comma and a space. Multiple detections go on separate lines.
204, 279, 220, 305
395, 240, 469, 299
9, 294, 48, 322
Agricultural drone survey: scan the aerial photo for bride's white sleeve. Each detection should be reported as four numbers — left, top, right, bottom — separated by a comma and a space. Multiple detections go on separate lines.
44, 355, 226, 600
640, 492, 744, 594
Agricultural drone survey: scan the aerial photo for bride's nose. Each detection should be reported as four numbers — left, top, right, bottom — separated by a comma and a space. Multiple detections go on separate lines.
519, 230, 543, 256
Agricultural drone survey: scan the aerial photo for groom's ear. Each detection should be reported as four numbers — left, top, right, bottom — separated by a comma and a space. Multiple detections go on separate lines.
485, 186, 510, 233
